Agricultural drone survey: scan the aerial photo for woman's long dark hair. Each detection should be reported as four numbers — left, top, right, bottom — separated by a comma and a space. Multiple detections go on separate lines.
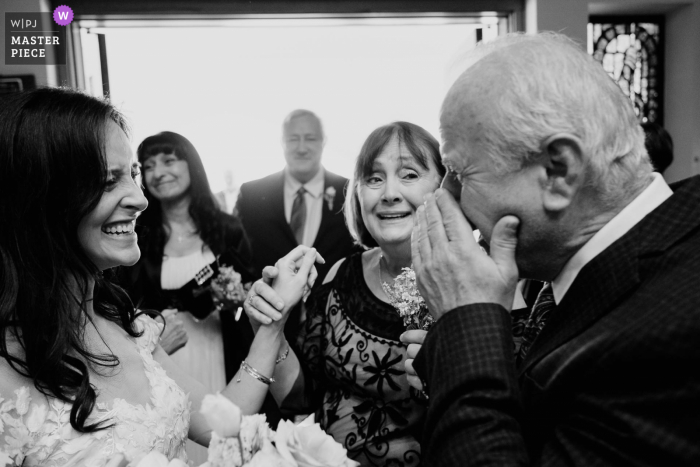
136, 131, 240, 258
0, 88, 141, 432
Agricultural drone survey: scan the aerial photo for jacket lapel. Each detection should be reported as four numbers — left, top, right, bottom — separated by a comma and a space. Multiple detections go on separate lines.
313, 171, 340, 248
520, 175, 700, 374
519, 237, 640, 374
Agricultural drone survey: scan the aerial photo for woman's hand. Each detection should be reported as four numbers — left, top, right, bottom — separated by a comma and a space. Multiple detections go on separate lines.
272, 246, 322, 310
244, 246, 324, 332
159, 309, 188, 355
400, 330, 428, 391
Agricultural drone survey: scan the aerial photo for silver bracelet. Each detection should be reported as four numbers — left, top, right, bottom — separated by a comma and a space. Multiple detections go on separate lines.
275, 345, 290, 364
236, 360, 275, 385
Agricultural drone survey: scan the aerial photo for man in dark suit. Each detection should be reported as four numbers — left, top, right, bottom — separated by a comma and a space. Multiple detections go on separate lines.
234, 109, 355, 339
404, 33, 700, 465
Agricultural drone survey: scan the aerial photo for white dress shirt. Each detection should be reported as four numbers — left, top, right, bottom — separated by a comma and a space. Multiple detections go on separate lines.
284, 166, 325, 247
552, 173, 673, 304
161, 247, 216, 290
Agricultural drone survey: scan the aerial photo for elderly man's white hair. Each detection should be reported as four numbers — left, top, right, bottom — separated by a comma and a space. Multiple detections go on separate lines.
441, 32, 652, 209
282, 109, 325, 142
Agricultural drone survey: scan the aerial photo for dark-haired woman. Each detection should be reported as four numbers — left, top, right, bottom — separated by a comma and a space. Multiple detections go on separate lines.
121, 131, 256, 463
246, 122, 446, 466
0, 88, 308, 466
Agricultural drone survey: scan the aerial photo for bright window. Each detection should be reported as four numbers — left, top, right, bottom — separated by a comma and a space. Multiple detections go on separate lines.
84, 17, 503, 193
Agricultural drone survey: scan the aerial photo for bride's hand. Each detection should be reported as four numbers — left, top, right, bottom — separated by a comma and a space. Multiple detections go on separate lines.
273, 246, 324, 308
244, 246, 324, 331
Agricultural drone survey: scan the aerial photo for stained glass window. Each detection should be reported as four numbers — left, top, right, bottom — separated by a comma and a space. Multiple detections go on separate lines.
588, 17, 663, 124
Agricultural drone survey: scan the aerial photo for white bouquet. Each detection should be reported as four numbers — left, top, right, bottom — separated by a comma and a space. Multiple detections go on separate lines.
199, 394, 358, 467
132, 451, 189, 467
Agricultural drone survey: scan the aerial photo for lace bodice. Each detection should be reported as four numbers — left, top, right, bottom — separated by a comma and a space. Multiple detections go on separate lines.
0, 316, 190, 467
299, 253, 427, 467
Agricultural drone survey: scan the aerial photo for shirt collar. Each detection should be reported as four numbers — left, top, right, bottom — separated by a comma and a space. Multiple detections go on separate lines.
284, 166, 325, 198
551, 173, 672, 304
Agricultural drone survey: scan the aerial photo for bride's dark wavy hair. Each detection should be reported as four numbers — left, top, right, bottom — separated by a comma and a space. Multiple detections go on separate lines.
136, 131, 238, 259
0, 88, 141, 433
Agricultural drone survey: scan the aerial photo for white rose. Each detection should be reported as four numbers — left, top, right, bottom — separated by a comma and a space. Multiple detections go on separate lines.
275, 420, 359, 467
133, 451, 186, 467
133, 451, 169, 467
246, 439, 295, 467
199, 393, 242, 437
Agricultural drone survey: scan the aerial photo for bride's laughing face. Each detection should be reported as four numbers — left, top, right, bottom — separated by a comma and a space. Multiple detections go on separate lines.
77, 122, 148, 270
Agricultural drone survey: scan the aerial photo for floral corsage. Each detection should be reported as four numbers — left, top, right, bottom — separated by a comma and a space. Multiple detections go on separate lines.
381, 267, 434, 331
210, 265, 250, 313
324, 186, 336, 211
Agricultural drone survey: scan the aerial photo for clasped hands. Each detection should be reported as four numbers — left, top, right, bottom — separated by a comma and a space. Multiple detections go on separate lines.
244, 245, 325, 333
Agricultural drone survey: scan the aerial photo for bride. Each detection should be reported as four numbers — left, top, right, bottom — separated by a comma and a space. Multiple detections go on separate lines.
0, 88, 317, 466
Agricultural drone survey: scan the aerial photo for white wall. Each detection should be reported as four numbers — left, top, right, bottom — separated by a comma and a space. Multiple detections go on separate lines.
663, 2, 700, 182
526, 0, 589, 46
0, 0, 58, 87
526, 0, 700, 182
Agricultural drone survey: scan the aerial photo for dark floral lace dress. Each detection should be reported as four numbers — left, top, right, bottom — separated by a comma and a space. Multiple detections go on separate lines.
297, 252, 427, 467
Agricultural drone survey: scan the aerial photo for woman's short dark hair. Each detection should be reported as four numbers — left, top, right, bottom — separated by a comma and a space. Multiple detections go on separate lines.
0, 87, 141, 433
136, 131, 237, 258
344, 121, 446, 249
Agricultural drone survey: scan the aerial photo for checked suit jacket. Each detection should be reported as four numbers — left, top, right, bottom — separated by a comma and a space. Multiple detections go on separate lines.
414, 175, 700, 466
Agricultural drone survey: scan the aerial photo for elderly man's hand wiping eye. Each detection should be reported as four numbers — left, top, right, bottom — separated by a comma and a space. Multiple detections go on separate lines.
411, 188, 520, 320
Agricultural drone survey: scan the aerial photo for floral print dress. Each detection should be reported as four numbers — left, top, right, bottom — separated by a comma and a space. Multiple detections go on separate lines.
298, 253, 427, 467
0, 316, 190, 467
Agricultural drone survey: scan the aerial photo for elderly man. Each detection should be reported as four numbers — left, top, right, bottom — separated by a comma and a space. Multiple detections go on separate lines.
235, 109, 354, 333
406, 32, 700, 465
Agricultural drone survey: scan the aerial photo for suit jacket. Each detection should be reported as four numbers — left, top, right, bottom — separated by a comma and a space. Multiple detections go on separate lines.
414, 175, 700, 466
234, 169, 355, 284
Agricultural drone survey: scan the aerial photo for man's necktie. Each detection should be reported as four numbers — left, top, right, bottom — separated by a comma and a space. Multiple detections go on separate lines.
289, 187, 307, 245
516, 282, 555, 366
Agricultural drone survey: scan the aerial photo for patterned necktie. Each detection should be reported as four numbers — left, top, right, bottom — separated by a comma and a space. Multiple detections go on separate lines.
289, 186, 307, 245
516, 282, 555, 366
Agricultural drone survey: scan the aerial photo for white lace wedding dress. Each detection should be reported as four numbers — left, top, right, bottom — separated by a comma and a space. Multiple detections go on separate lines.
0, 316, 190, 467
